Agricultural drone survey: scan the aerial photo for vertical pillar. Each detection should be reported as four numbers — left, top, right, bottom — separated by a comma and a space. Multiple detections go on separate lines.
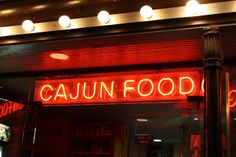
203, 27, 223, 157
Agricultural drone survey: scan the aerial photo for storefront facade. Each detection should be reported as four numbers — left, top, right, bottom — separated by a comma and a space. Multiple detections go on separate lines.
0, 0, 236, 157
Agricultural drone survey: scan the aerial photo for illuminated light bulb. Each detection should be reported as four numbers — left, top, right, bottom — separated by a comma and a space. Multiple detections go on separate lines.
50, 53, 69, 60
22, 20, 35, 32
153, 139, 162, 142
0, 27, 11, 36
137, 118, 148, 122
194, 117, 199, 121
97, 10, 110, 24
140, 5, 153, 19
58, 15, 71, 28
185, 0, 201, 16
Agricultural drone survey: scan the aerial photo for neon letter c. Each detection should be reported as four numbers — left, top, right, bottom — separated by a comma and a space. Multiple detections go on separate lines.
40, 84, 53, 101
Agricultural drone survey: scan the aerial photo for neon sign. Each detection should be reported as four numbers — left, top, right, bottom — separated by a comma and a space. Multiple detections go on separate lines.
34, 71, 204, 106
229, 90, 236, 108
0, 100, 23, 119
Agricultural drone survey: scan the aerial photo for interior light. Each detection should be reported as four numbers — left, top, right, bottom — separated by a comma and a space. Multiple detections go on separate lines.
194, 117, 199, 121
0, 146, 2, 157
1, 9, 15, 15
97, 10, 110, 24
33, 5, 48, 10
0, 27, 11, 36
67, 0, 81, 5
153, 139, 162, 142
50, 53, 69, 60
22, 20, 35, 32
58, 15, 71, 28
185, 0, 201, 16
234, 118, 236, 121
140, 5, 153, 19
137, 118, 148, 122
0, 124, 9, 129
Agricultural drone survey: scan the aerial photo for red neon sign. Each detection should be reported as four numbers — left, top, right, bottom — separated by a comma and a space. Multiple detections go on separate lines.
34, 71, 203, 106
0, 100, 23, 119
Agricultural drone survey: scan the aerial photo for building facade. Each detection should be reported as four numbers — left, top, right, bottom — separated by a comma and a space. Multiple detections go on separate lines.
0, 0, 236, 157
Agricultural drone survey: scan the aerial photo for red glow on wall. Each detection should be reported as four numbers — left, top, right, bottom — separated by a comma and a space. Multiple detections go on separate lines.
34, 71, 203, 106
0, 100, 23, 119
229, 90, 236, 108
190, 134, 201, 157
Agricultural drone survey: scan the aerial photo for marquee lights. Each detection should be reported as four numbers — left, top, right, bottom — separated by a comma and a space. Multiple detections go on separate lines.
0, 1, 232, 37
0, 27, 11, 36
97, 10, 110, 24
185, 0, 204, 16
58, 15, 71, 28
22, 20, 35, 32
140, 5, 153, 19
34, 71, 203, 106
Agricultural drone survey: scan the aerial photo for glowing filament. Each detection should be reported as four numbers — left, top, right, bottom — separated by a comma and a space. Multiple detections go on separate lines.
69, 83, 80, 100
124, 80, 135, 98
83, 82, 97, 99
137, 79, 154, 97
229, 90, 236, 108
201, 79, 204, 93
54, 84, 68, 101
40, 84, 53, 101
100, 81, 114, 98
158, 78, 175, 96
179, 76, 195, 95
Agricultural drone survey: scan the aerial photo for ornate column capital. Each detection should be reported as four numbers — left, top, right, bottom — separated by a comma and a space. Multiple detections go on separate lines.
203, 27, 223, 68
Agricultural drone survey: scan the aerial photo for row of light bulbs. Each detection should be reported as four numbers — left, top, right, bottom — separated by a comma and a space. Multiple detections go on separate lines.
21, 0, 200, 32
